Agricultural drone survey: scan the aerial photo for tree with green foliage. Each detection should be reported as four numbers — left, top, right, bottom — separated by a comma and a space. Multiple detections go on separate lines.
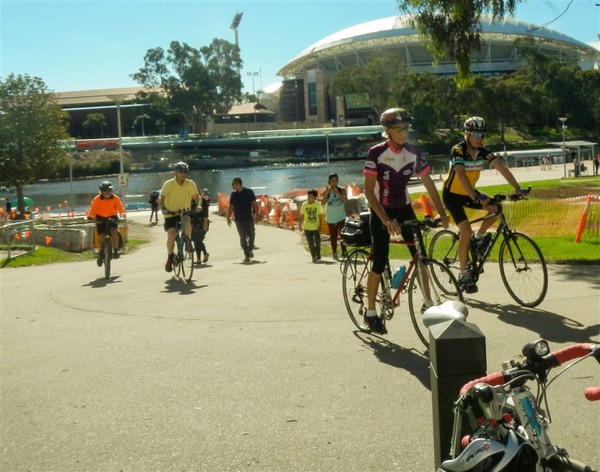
83, 112, 108, 138
131, 39, 243, 134
330, 51, 411, 116
0, 74, 69, 214
397, 0, 520, 86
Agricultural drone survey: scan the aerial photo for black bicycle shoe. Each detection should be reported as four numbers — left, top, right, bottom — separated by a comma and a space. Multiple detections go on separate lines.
97, 251, 104, 267
364, 315, 387, 335
458, 275, 478, 294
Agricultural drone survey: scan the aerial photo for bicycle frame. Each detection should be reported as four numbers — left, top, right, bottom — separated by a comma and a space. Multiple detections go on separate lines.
464, 202, 510, 274
168, 210, 195, 282
342, 217, 464, 347
430, 190, 548, 307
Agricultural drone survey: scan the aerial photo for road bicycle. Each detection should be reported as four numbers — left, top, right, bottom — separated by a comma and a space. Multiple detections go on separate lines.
167, 210, 195, 282
438, 336, 599, 471
429, 190, 548, 307
96, 216, 119, 280
341, 216, 464, 348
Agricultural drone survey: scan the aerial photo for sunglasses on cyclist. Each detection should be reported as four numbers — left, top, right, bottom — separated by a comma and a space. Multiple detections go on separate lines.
391, 125, 410, 132
469, 132, 485, 139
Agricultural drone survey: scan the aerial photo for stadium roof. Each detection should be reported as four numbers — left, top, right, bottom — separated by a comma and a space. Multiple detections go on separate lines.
278, 14, 598, 78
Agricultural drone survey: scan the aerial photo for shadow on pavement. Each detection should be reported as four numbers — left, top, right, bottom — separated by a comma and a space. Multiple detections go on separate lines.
468, 299, 600, 343
83, 276, 123, 288
552, 265, 600, 289
162, 277, 204, 294
354, 331, 431, 390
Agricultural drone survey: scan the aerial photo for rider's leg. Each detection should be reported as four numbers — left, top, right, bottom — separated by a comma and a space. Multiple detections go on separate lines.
477, 204, 498, 235
166, 228, 176, 254
182, 214, 192, 239
457, 220, 473, 272
110, 226, 119, 249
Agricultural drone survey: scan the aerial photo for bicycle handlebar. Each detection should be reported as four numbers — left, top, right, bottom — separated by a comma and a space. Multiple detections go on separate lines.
459, 342, 599, 400
488, 186, 532, 205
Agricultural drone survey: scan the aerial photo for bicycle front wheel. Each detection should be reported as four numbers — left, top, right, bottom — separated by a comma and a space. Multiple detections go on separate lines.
407, 260, 465, 348
181, 236, 195, 282
341, 249, 371, 331
498, 232, 548, 307
428, 229, 461, 293
103, 240, 111, 280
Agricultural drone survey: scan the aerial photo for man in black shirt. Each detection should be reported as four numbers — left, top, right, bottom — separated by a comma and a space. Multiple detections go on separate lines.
227, 177, 259, 262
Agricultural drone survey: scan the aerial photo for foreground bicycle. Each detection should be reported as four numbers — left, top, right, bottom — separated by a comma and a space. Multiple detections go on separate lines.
439, 337, 599, 471
341, 216, 464, 348
96, 216, 119, 280
429, 189, 548, 307
167, 210, 195, 282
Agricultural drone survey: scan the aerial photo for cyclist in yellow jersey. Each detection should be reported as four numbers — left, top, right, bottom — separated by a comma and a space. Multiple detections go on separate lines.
159, 162, 200, 272
442, 117, 528, 294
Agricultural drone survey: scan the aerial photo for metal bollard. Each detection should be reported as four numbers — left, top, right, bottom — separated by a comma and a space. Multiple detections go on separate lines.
429, 319, 486, 470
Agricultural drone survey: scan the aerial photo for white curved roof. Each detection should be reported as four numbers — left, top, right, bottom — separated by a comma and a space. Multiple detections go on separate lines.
278, 14, 597, 77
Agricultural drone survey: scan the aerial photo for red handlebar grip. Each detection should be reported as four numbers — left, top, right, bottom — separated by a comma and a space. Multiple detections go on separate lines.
552, 343, 593, 365
460, 372, 504, 396
584, 386, 600, 401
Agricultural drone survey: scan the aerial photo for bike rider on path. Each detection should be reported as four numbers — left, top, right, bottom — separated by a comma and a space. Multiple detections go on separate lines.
442, 116, 529, 294
363, 108, 449, 334
159, 162, 200, 272
89, 181, 125, 266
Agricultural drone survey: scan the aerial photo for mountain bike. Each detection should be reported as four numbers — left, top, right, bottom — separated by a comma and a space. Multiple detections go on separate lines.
167, 210, 195, 282
429, 190, 548, 307
438, 337, 600, 471
341, 217, 464, 348
97, 216, 119, 280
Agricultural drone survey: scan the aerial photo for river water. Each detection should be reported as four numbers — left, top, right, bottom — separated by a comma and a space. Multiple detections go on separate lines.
8, 161, 369, 214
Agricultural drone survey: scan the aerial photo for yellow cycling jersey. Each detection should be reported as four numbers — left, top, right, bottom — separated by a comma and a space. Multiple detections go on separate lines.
442, 141, 497, 195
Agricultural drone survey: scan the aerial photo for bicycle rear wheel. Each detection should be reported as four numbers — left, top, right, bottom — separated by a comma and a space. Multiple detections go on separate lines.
180, 236, 195, 282
341, 249, 371, 331
428, 229, 461, 293
103, 239, 111, 280
498, 232, 548, 307
407, 259, 465, 348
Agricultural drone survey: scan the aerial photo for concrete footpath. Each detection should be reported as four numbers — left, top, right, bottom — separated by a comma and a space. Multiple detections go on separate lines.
1, 167, 599, 472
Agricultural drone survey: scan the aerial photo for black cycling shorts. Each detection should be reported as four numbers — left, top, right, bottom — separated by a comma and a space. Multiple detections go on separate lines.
443, 190, 484, 225
163, 215, 181, 231
370, 205, 418, 275
95, 216, 118, 233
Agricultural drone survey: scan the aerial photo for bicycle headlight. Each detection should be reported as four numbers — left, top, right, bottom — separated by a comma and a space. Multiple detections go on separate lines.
522, 339, 550, 361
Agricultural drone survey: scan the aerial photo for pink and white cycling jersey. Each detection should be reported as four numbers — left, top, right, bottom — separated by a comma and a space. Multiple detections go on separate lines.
364, 139, 431, 209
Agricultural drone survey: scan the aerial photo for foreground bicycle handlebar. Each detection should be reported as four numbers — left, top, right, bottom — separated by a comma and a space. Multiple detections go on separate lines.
439, 339, 599, 472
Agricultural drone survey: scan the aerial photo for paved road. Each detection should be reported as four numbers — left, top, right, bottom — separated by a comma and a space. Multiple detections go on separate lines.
1, 167, 598, 472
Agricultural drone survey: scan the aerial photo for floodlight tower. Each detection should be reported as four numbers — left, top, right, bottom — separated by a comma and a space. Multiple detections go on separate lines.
230, 11, 243, 77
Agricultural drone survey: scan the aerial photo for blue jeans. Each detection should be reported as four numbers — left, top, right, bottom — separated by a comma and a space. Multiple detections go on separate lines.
234, 220, 255, 256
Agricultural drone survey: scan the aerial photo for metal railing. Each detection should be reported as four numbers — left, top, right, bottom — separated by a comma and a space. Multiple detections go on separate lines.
0, 220, 36, 267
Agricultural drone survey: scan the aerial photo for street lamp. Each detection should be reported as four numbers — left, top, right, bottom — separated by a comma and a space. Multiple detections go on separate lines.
108, 94, 130, 223
559, 117, 568, 178
247, 71, 259, 123
324, 130, 331, 166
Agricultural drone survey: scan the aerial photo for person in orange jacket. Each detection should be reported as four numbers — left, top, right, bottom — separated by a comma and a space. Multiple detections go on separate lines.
90, 181, 125, 266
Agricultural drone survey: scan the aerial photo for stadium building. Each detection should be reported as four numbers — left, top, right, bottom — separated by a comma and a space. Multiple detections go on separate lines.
275, 14, 599, 127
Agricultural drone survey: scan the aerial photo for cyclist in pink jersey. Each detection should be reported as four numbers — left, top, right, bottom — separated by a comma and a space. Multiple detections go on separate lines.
363, 108, 448, 334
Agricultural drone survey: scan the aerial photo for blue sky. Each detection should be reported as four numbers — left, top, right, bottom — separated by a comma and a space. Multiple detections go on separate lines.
1, 0, 599, 94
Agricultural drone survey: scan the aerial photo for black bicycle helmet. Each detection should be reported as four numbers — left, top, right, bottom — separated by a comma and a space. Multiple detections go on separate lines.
380, 108, 412, 127
173, 161, 189, 172
464, 116, 487, 132
99, 181, 113, 191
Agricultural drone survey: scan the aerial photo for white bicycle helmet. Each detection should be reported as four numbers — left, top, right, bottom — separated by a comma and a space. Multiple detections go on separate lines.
464, 116, 487, 132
